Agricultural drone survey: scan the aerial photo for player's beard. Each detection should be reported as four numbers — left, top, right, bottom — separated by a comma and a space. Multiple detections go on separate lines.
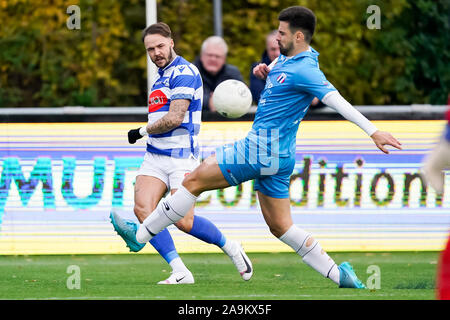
154, 49, 174, 69
279, 41, 294, 56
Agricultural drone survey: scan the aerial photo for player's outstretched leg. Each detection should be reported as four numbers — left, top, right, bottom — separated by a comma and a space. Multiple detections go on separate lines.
181, 215, 253, 281
136, 154, 231, 243
258, 192, 366, 289
279, 224, 366, 289
150, 229, 194, 285
135, 154, 253, 279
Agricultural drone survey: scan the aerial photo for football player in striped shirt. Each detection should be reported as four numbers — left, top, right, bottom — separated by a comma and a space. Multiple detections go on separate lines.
110, 22, 252, 284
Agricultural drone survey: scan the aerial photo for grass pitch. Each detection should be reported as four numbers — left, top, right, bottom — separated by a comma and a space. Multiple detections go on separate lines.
0, 252, 438, 300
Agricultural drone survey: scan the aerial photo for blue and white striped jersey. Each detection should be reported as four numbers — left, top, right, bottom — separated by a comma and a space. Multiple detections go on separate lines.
145, 55, 203, 159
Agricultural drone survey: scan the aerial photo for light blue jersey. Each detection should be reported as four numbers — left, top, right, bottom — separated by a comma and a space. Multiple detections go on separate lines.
249, 47, 337, 158
216, 47, 337, 198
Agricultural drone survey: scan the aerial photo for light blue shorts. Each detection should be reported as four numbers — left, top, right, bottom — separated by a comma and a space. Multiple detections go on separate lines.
215, 137, 295, 199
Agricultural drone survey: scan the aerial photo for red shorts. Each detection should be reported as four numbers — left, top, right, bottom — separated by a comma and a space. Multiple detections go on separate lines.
438, 236, 450, 300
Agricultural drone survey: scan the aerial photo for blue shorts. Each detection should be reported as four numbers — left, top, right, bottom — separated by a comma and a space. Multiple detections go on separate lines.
215, 138, 295, 199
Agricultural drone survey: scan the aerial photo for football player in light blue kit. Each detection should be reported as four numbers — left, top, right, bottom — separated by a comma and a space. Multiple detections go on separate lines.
135, 7, 402, 288
110, 22, 253, 285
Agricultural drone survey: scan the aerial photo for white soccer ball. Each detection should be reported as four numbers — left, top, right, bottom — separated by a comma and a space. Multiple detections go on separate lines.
212, 79, 253, 118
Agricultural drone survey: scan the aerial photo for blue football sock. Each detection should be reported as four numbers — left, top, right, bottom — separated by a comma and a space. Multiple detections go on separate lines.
149, 228, 179, 264
188, 215, 226, 247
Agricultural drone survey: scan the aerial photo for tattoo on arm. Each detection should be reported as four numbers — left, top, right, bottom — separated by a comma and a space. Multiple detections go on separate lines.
145, 99, 189, 135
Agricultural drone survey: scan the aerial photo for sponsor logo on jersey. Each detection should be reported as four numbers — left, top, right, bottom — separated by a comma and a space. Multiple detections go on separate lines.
148, 89, 168, 112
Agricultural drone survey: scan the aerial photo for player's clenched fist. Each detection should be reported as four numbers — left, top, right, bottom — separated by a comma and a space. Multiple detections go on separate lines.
253, 63, 270, 80
128, 127, 145, 144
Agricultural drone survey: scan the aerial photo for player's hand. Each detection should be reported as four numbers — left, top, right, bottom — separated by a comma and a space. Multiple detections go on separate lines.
253, 63, 270, 80
370, 130, 402, 154
128, 127, 144, 144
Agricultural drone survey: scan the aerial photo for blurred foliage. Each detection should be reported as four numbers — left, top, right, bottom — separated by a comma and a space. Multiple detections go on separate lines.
0, 0, 448, 107
381, 0, 450, 105
0, 0, 130, 107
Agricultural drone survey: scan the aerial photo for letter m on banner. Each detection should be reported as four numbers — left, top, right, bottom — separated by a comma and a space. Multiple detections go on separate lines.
0, 157, 55, 223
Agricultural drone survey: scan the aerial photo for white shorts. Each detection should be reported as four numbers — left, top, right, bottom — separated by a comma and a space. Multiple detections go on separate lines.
136, 152, 200, 190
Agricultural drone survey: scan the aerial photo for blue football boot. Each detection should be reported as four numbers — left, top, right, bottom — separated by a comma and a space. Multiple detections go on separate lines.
110, 211, 145, 252
338, 262, 366, 289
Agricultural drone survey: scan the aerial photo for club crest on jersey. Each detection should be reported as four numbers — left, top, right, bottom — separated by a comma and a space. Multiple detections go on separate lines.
276, 73, 287, 84
148, 89, 168, 112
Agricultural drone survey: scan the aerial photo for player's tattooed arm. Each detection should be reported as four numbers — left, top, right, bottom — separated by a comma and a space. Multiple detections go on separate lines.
144, 99, 189, 135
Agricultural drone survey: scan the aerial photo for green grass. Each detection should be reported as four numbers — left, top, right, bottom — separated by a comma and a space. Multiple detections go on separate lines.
0, 252, 439, 300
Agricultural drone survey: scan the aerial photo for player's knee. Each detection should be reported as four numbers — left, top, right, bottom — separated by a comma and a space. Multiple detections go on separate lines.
268, 225, 286, 238
182, 172, 197, 192
175, 215, 194, 233
267, 220, 293, 238
182, 169, 205, 195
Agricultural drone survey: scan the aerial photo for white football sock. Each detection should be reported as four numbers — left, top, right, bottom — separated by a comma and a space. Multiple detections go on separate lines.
136, 185, 197, 243
279, 224, 340, 285
327, 264, 340, 285
220, 239, 238, 256
169, 257, 189, 273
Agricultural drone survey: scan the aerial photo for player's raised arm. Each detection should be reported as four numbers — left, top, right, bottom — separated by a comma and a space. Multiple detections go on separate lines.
321, 91, 402, 154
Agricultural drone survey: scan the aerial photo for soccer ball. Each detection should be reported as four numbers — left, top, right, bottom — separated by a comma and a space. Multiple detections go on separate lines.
212, 79, 253, 118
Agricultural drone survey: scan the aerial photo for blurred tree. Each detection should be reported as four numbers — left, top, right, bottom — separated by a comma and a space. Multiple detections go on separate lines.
158, 0, 213, 62
113, 0, 147, 106
0, 0, 127, 107
309, 0, 411, 105
0, 0, 448, 107
379, 0, 450, 105
158, 0, 411, 106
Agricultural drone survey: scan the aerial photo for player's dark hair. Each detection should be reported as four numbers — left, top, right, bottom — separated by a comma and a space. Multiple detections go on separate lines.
142, 22, 172, 42
278, 6, 316, 44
